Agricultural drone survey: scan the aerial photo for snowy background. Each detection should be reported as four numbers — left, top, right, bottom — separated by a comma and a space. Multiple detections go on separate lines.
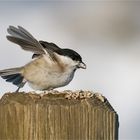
0, 1, 140, 139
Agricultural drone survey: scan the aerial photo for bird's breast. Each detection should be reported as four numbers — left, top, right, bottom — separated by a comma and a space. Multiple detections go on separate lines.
22, 56, 75, 90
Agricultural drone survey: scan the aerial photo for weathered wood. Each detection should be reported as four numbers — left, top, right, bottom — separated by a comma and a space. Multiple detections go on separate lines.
0, 91, 119, 140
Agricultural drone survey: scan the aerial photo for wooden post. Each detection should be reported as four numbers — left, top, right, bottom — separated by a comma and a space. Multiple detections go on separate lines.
0, 91, 119, 140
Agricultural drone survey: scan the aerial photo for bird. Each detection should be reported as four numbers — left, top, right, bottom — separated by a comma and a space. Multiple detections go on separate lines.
0, 26, 86, 92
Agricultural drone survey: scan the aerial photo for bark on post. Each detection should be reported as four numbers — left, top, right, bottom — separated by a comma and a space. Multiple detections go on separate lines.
0, 91, 119, 140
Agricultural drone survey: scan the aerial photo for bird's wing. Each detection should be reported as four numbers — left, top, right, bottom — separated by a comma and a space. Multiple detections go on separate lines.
6, 26, 51, 56
32, 41, 61, 59
39, 41, 61, 51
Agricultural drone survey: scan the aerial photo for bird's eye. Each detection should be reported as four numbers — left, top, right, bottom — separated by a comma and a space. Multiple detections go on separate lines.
72, 57, 76, 61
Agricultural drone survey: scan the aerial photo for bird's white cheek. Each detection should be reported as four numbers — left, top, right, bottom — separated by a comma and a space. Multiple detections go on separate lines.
56, 54, 78, 67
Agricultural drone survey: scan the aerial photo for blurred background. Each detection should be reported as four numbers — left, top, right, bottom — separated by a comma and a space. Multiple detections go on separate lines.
0, 1, 140, 139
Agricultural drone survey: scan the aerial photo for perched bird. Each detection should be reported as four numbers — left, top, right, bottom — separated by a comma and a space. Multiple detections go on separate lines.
0, 26, 86, 92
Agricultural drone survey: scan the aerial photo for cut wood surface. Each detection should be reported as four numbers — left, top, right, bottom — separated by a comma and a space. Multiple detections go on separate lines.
0, 91, 119, 140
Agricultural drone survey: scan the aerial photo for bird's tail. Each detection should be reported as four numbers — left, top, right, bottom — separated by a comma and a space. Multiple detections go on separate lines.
0, 67, 25, 87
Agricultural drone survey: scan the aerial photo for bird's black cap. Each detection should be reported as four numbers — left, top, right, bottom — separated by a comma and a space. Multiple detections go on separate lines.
59, 49, 82, 62
36, 41, 82, 62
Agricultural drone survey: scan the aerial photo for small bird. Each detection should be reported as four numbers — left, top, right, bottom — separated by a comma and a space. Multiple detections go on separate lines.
0, 26, 86, 92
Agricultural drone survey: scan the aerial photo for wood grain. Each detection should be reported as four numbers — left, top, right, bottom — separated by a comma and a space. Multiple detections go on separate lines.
0, 91, 119, 140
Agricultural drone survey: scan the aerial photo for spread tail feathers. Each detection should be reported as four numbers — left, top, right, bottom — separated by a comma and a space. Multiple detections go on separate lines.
0, 67, 26, 90
0, 67, 22, 76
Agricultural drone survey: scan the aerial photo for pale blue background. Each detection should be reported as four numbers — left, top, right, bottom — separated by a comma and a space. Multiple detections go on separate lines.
0, 1, 140, 139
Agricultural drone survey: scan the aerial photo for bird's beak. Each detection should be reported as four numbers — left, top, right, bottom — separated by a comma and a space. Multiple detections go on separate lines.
78, 62, 86, 69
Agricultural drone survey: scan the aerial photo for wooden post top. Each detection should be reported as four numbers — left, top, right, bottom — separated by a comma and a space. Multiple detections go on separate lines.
0, 90, 116, 113
0, 90, 119, 140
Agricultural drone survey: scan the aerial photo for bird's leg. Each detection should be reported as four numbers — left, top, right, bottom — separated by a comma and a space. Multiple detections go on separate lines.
15, 82, 26, 93
15, 87, 21, 92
